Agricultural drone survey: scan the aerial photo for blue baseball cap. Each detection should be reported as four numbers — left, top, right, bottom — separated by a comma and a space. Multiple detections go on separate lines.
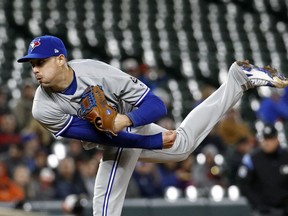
17, 35, 67, 63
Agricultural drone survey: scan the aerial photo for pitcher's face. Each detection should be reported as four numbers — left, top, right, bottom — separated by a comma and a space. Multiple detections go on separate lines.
29, 56, 62, 87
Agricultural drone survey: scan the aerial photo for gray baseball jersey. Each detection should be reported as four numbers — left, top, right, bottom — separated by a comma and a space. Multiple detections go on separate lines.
32, 59, 150, 136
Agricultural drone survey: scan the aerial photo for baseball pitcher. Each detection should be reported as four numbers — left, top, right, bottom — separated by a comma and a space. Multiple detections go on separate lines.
17, 35, 288, 216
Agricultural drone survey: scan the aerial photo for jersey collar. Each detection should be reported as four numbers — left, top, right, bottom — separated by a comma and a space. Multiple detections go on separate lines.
60, 70, 77, 95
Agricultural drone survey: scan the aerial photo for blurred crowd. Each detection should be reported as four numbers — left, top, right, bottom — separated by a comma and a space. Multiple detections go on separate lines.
1, 57, 288, 215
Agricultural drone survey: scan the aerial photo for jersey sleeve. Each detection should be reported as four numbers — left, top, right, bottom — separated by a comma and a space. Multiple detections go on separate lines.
103, 66, 150, 106
126, 91, 167, 127
32, 88, 72, 135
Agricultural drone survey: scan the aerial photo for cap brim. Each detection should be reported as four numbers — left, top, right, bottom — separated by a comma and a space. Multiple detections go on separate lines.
17, 53, 52, 63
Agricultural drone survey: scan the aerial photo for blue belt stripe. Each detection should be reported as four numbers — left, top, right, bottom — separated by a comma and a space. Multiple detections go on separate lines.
102, 147, 123, 216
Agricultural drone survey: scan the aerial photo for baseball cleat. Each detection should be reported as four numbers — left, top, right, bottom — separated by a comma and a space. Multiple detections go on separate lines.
237, 60, 288, 88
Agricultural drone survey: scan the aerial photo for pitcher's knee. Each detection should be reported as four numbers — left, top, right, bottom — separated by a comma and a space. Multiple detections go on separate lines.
228, 61, 240, 74
173, 153, 191, 162
227, 61, 249, 86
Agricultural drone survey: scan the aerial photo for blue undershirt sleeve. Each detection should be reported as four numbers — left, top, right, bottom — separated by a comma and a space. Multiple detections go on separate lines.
126, 91, 167, 127
59, 116, 163, 149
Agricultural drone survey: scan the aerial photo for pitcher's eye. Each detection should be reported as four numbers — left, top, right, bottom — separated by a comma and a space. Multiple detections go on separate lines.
30, 59, 47, 68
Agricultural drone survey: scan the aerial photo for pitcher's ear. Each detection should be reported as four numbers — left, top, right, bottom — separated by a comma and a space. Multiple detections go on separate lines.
57, 54, 67, 66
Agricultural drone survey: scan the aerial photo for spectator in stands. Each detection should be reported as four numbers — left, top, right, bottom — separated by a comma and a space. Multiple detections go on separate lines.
193, 126, 227, 155
281, 87, 288, 140
282, 87, 288, 104
225, 136, 254, 185
121, 58, 153, 87
77, 154, 100, 199
21, 118, 52, 148
121, 58, 168, 91
192, 84, 216, 109
54, 157, 88, 199
175, 155, 195, 190
238, 125, 288, 216
192, 145, 227, 192
32, 167, 56, 200
158, 161, 191, 193
12, 164, 35, 200
32, 148, 49, 177
217, 108, 253, 146
12, 78, 36, 129
0, 143, 25, 177
66, 139, 89, 160
0, 87, 10, 115
0, 162, 24, 202
125, 177, 141, 198
0, 112, 21, 152
22, 132, 41, 173
257, 88, 288, 125
132, 162, 162, 198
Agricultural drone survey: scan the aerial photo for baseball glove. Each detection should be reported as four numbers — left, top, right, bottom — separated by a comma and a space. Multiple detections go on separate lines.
79, 85, 117, 136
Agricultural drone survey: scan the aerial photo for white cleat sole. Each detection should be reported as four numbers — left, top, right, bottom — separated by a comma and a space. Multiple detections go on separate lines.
236, 60, 288, 88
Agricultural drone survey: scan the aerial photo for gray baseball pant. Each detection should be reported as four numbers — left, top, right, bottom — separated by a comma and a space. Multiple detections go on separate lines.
93, 62, 249, 216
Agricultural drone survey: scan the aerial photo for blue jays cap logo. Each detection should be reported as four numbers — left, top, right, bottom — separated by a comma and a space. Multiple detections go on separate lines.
30, 39, 41, 51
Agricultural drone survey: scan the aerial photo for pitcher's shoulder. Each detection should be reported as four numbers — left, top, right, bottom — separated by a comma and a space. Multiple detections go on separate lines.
33, 86, 53, 100
68, 59, 105, 66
